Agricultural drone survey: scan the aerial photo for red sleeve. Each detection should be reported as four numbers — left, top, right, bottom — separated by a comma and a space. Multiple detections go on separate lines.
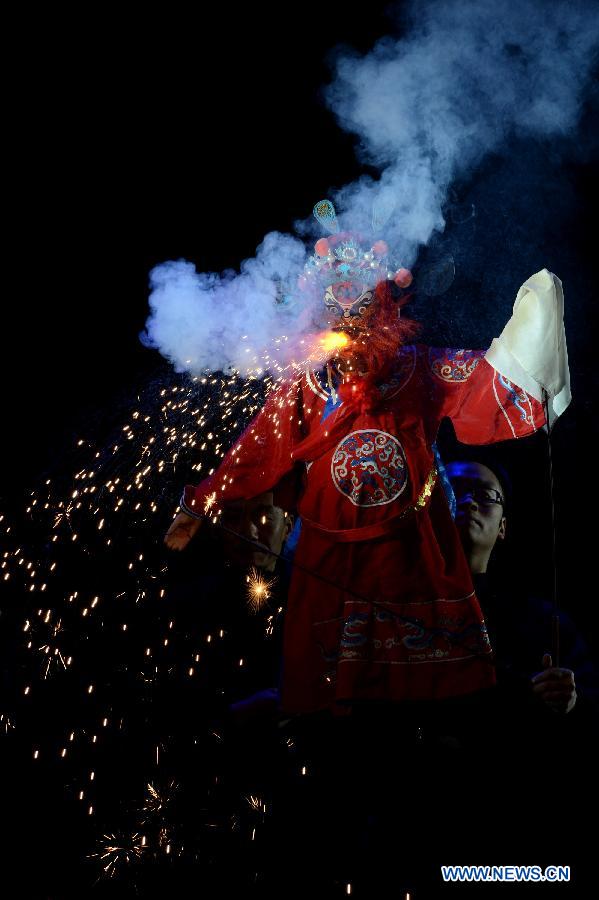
426, 347, 545, 444
181, 377, 313, 518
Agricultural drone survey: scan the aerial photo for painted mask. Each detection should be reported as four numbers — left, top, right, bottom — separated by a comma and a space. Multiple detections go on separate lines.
323, 281, 375, 319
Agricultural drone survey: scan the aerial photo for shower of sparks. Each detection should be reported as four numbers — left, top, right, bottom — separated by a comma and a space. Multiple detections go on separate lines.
91, 832, 146, 878
0, 339, 315, 875
246, 568, 276, 613
2, 367, 284, 683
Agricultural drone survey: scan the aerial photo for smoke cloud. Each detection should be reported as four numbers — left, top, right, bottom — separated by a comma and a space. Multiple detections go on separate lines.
142, 0, 598, 374
325, 0, 598, 262
142, 232, 312, 374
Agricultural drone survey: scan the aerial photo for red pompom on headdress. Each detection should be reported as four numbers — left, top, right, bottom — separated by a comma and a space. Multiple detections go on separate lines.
314, 238, 330, 257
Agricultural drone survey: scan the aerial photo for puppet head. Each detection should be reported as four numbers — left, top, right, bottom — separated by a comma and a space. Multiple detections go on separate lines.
299, 200, 413, 328
299, 200, 419, 373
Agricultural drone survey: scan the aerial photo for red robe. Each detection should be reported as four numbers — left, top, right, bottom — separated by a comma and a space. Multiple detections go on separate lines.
183, 344, 545, 715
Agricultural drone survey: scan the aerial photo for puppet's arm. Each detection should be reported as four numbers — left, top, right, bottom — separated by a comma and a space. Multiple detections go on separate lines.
180, 378, 305, 519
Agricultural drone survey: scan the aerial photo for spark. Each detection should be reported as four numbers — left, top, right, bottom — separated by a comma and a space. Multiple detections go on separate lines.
37, 617, 68, 678
142, 779, 179, 821
52, 500, 75, 530
90, 832, 146, 878
203, 492, 217, 514
245, 795, 266, 815
0, 713, 15, 734
246, 567, 276, 613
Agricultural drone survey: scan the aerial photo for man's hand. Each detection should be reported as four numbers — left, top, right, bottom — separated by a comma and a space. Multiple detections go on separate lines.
531, 653, 577, 714
164, 511, 203, 551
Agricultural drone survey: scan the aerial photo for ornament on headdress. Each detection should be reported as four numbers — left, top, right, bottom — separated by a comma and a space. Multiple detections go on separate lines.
299, 198, 412, 296
394, 268, 413, 288
314, 238, 331, 257
313, 200, 339, 235
372, 240, 389, 258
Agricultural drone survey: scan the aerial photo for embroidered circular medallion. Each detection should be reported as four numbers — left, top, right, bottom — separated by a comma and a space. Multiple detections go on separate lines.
331, 430, 408, 507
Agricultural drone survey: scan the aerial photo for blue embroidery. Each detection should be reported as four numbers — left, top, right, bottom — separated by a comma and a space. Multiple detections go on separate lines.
429, 348, 483, 382
432, 441, 456, 519
498, 374, 530, 423
340, 613, 369, 648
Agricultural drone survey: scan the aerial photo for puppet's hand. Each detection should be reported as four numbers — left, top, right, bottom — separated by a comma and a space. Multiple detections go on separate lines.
164, 511, 203, 551
531, 653, 577, 714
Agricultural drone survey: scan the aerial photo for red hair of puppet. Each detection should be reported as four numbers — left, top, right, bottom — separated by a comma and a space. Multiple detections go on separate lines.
337, 280, 420, 378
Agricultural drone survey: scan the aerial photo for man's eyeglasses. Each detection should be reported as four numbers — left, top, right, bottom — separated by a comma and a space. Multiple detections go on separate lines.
452, 485, 504, 507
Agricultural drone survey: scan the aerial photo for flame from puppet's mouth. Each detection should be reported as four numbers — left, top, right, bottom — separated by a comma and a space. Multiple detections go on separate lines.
319, 331, 350, 353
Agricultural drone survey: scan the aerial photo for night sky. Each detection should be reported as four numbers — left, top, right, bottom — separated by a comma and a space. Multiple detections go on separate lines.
5, 3, 599, 618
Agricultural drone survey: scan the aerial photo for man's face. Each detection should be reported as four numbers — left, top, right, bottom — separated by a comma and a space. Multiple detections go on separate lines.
446, 462, 506, 556
219, 491, 293, 572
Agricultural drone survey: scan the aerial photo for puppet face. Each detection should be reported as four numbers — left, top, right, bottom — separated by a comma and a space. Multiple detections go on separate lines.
323, 281, 375, 321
